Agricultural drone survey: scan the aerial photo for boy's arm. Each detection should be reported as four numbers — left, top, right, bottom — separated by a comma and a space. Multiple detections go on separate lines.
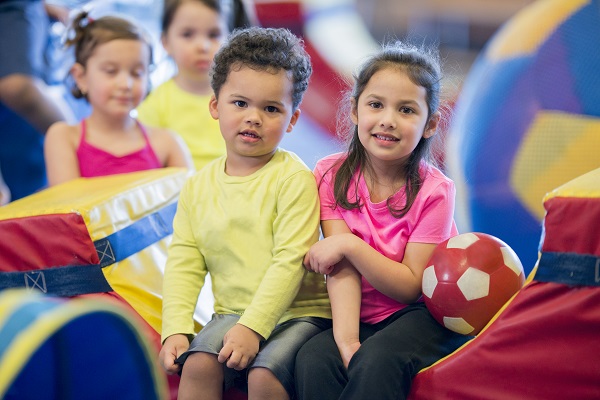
161, 181, 208, 343
238, 170, 320, 339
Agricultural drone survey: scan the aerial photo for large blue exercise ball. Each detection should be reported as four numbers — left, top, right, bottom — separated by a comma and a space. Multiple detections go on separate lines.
447, 0, 600, 274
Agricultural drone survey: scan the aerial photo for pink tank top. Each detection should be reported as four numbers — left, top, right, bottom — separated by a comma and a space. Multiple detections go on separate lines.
76, 120, 162, 178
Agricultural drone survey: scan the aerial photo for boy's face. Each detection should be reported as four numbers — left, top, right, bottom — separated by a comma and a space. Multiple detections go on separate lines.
209, 65, 300, 171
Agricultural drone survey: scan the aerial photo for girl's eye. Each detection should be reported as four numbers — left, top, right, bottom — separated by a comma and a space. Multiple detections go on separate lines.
209, 30, 223, 40
368, 101, 382, 109
265, 106, 279, 113
400, 106, 414, 114
234, 100, 247, 108
132, 69, 145, 78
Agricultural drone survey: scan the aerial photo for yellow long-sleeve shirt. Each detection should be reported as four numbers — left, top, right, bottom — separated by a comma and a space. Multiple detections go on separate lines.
161, 149, 331, 342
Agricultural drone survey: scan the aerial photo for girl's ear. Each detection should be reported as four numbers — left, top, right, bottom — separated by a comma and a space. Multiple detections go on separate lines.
71, 63, 86, 94
423, 111, 441, 138
350, 97, 358, 125
160, 34, 170, 54
208, 94, 219, 120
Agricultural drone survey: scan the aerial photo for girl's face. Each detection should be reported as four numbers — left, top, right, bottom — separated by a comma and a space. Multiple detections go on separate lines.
352, 67, 439, 167
162, 1, 227, 80
208, 65, 300, 171
73, 39, 150, 118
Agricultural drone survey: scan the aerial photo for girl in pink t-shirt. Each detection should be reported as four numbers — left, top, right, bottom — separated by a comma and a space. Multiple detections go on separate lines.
44, 12, 192, 186
295, 42, 470, 400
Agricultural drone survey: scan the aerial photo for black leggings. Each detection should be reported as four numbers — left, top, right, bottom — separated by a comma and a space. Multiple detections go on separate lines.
294, 303, 471, 400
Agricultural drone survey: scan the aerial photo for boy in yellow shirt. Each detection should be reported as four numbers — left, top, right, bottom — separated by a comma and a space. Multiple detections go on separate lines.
159, 27, 331, 400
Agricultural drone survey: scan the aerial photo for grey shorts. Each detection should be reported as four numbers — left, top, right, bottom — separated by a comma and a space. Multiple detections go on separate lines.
177, 313, 331, 396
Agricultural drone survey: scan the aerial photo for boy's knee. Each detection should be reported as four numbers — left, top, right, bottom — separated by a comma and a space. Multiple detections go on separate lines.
180, 351, 220, 378
248, 367, 288, 400
248, 367, 278, 386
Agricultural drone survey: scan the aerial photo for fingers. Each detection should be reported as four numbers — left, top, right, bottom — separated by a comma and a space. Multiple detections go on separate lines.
225, 351, 254, 370
159, 347, 183, 375
159, 334, 189, 375
217, 345, 232, 364
217, 344, 255, 370
303, 252, 312, 270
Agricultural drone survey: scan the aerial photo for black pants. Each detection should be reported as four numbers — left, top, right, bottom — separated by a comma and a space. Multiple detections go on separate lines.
295, 303, 471, 400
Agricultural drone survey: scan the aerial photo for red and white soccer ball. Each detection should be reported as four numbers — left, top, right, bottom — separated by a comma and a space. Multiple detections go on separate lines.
422, 232, 525, 335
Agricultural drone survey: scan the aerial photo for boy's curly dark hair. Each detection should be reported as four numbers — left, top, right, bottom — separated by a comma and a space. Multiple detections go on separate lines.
210, 27, 312, 111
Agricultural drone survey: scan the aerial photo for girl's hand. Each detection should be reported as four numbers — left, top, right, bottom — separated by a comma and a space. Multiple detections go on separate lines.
159, 334, 190, 375
338, 340, 361, 369
303, 234, 352, 274
218, 324, 262, 371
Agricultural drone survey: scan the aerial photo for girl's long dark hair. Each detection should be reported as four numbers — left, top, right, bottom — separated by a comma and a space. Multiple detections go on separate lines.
332, 42, 444, 218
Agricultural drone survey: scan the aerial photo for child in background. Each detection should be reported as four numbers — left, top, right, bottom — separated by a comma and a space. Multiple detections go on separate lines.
295, 42, 471, 400
159, 27, 331, 400
44, 12, 193, 186
136, 0, 252, 171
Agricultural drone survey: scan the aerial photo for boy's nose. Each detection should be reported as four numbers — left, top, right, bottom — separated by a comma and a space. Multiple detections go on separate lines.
245, 109, 262, 126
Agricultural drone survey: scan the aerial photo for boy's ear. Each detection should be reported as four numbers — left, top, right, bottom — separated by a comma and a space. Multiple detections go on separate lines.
423, 111, 441, 139
208, 94, 219, 120
71, 63, 86, 94
350, 98, 358, 125
286, 109, 301, 133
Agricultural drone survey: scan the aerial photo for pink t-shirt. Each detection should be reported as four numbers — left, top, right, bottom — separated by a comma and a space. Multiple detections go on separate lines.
76, 119, 162, 178
314, 153, 458, 324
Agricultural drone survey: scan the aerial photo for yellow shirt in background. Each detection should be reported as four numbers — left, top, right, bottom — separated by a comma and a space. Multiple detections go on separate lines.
136, 79, 225, 170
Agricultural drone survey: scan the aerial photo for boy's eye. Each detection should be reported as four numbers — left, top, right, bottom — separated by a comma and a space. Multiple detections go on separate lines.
234, 100, 247, 108
265, 106, 279, 113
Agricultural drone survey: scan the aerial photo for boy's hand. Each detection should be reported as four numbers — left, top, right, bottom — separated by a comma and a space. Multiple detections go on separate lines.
159, 334, 189, 374
217, 324, 262, 371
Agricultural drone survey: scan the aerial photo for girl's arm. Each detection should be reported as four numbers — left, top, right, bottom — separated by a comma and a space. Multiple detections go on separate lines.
337, 234, 435, 303
306, 230, 435, 306
306, 219, 362, 368
163, 129, 194, 169
44, 122, 81, 186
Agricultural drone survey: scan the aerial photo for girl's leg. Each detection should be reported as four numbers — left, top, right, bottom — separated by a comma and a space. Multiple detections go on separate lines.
178, 352, 223, 400
247, 367, 288, 400
294, 328, 346, 400
342, 303, 470, 400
